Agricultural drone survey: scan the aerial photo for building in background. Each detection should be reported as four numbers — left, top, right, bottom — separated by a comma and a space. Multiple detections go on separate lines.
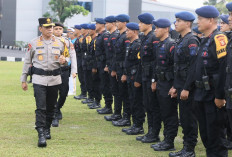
0, 0, 197, 46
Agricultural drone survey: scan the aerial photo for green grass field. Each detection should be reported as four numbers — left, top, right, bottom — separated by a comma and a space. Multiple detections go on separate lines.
0, 61, 231, 157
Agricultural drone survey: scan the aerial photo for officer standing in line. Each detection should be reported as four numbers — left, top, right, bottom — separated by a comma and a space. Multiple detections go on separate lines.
135, 13, 161, 143
220, 14, 232, 37
21, 18, 66, 147
167, 12, 199, 157
194, 6, 228, 156
121, 22, 146, 135
224, 2, 232, 150
52, 22, 77, 127
86, 24, 102, 109
74, 25, 87, 100
110, 14, 131, 127
150, 18, 178, 151
98, 16, 119, 114
92, 18, 113, 109
79, 24, 94, 105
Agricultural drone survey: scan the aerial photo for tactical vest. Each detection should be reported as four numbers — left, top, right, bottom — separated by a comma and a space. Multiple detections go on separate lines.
156, 38, 175, 81
106, 30, 119, 62
115, 32, 128, 62
95, 31, 109, 60
174, 33, 199, 79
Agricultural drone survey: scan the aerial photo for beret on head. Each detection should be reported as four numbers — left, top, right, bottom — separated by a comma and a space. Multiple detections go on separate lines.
153, 18, 171, 28
138, 13, 154, 24
195, 6, 219, 18
175, 11, 195, 21
126, 22, 139, 30
88, 24, 96, 30
105, 16, 116, 23
226, 2, 232, 12
80, 24, 89, 29
220, 15, 229, 24
115, 14, 130, 22
95, 18, 106, 24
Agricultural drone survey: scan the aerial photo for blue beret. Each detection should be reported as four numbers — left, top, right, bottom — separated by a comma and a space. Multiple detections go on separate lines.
80, 24, 89, 29
95, 18, 106, 24
105, 16, 116, 23
116, 14, 130, 22
153, 18, 171, 28
175, 11, 195, 21
88, 24, 96, 30
74, 25, 81, 30
138, 13, 154, 24
192, 26, 202, 34
126, 22, 139, 30
226, 2, 232, 12
220, 15, 229, 24
195, 6, 219, 18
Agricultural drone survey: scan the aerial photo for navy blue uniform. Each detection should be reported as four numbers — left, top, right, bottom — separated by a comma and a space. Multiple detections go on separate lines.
173, 32, 199, 149
194, 29, 228, 156
74, 35, 87, 96
111, 31, 130, 118
124, 39, 145, 127
154, 37, 178, 143
135, 31, 161, 136
94, 30, 113, 107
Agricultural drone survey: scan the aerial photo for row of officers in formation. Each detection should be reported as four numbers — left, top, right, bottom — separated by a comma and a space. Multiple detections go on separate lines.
20, 2, 232, 157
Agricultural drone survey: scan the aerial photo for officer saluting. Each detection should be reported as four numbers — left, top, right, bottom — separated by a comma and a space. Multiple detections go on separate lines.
194, 6, 228, 156
21, 18, 67, 147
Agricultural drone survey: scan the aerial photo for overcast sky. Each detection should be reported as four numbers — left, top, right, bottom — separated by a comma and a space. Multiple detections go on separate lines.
158, 0, 206, 9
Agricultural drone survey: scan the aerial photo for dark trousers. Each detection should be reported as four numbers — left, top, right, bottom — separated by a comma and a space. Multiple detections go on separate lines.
195, 100, 228, 157
77, 66, 87, 95
127, 77, 145, 126
157, 90, 178, 142
226, 109, 232, 141
142, 81, 161, 135
99, 68, 113, 107
110, 75, 122, 112
84, 69, 94, 99
177, 89, 198, 147
92, 70, 101, 102
33, 84, 59, 130
57, 70, 69, 110
117, 73, 130, 117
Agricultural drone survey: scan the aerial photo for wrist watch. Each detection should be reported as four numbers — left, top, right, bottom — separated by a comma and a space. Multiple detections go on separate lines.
152, 79, 155, 83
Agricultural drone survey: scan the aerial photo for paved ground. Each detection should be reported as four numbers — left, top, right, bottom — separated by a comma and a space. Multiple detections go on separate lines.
0, 48, 26, 58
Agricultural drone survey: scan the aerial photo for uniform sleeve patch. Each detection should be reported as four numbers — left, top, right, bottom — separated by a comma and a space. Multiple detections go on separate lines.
153, 41, 159, 44
214, 34, 228, 59
104, 38, 108, 40
188, 44, 197, 48
125, 40, 130, 43
169, 46, 175, 53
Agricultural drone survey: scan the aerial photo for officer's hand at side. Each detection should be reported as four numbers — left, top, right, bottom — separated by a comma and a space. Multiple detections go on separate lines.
92, 68, 97, 74
215, 98, 226, 108
134, 82, 141, 88
22, 82, 28, 91
59, 55, 66, 64
169, 87, 177, 98
104, 66, 109, 72
121, 75, 127, 83
111, 71, 117, 77
72, 73, 76, 78
151, 82, 157, 92
180, 90, 189, 100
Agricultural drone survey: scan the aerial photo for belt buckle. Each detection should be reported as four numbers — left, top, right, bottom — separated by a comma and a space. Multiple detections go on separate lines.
46, 70, 53, 76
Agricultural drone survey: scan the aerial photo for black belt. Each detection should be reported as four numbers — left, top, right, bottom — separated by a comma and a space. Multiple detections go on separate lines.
33, 67, 61, 76
61, 66, 70, 71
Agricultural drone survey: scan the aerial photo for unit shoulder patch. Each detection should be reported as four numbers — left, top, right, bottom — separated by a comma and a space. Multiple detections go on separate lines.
214, 34, 228, 59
